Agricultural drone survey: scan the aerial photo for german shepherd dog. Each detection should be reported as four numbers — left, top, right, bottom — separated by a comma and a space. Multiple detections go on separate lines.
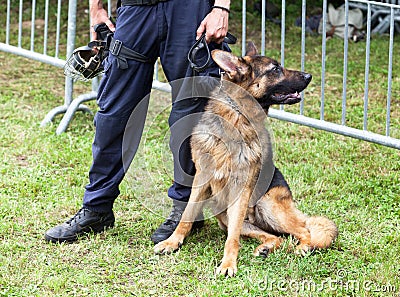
154, 43, 338, 277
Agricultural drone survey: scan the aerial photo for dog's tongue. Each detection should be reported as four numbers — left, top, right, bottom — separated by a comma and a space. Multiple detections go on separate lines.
273, 92, 300, 100
278, 91, 302, 105
270, 91, 302, 105
283, 92, 300, 99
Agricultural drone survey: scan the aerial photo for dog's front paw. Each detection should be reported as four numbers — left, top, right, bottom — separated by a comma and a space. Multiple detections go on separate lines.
216, 260, 237, 277
154, 239, 182, 254
294, 244, 314, 256
253, 243, 274, 258
253, 238, 283, 258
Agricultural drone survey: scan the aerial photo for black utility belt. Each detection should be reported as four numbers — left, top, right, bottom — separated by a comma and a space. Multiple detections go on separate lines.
121, 0, 168, 6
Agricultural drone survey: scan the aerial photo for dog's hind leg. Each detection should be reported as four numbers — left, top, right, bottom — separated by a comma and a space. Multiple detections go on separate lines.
241, 220, 284, 257
255, 186, 313, 256
154, 171, 211, 254
217, 212, 283, 257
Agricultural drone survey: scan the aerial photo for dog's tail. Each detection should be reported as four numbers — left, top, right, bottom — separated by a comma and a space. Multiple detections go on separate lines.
305, 216, 338, 249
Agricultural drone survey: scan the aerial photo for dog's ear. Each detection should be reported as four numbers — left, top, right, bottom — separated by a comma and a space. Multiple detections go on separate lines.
212, 50, 249, 81
245, 41, 258, 56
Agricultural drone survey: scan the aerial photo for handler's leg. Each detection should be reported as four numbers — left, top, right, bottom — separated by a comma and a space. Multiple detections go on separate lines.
45, 6, 158, 243
150, 0, 224, 244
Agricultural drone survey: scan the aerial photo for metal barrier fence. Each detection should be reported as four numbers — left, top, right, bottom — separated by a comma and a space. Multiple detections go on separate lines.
0, 0, 95, 131
253, 0, 400, 149
0, 0, 399, 149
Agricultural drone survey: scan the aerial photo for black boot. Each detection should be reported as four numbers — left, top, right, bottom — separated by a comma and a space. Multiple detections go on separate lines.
45, 208, 115, 243
150, 200, 204, 244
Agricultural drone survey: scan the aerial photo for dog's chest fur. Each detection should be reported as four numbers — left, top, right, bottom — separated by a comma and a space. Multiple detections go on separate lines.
191, 84, 271, 192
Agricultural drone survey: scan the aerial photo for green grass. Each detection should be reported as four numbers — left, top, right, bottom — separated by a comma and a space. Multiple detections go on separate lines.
1, 52, 399, 296
1, 2, 400, 296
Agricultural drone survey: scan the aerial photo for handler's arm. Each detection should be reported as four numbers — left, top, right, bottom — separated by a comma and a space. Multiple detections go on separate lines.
89, 0, 115, 40
196, 0, 231, 43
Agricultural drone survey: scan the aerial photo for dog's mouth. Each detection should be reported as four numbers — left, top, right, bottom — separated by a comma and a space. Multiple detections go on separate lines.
270, 91, 302, 105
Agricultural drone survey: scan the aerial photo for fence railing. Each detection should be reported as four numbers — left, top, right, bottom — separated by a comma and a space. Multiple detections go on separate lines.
1, 0, 399, 149
253, 0, 399, 149
0, 0, 97, 131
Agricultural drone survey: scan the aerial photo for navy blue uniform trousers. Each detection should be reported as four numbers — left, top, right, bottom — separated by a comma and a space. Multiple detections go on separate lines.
83, 0, 224, 213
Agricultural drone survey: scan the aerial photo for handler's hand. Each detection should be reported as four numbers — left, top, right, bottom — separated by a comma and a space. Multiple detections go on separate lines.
196, 7, 229, 44
90, 5, 115, 41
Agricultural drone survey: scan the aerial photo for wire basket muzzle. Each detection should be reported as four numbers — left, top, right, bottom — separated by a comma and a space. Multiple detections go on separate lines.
64, 46, 105, 81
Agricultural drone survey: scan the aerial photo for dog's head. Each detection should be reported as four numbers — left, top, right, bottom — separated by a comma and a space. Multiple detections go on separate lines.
211, 42, 312, 109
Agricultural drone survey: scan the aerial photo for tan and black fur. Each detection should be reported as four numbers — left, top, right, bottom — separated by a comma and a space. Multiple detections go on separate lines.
154, 43, 338, 277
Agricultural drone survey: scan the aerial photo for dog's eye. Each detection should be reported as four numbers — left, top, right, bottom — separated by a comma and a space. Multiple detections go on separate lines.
273, 66, 281, 73
267, 66, 281, 75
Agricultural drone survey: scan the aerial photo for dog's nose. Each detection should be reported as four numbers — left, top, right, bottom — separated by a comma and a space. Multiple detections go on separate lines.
303, 73, 312, 83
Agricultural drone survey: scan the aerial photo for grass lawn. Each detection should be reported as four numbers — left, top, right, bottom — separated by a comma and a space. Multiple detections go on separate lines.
1, 1, 400, 296
1, 52, 399, 296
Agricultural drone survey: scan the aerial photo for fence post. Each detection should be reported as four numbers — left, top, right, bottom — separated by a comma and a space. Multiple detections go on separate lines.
40, 0, 77, 127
